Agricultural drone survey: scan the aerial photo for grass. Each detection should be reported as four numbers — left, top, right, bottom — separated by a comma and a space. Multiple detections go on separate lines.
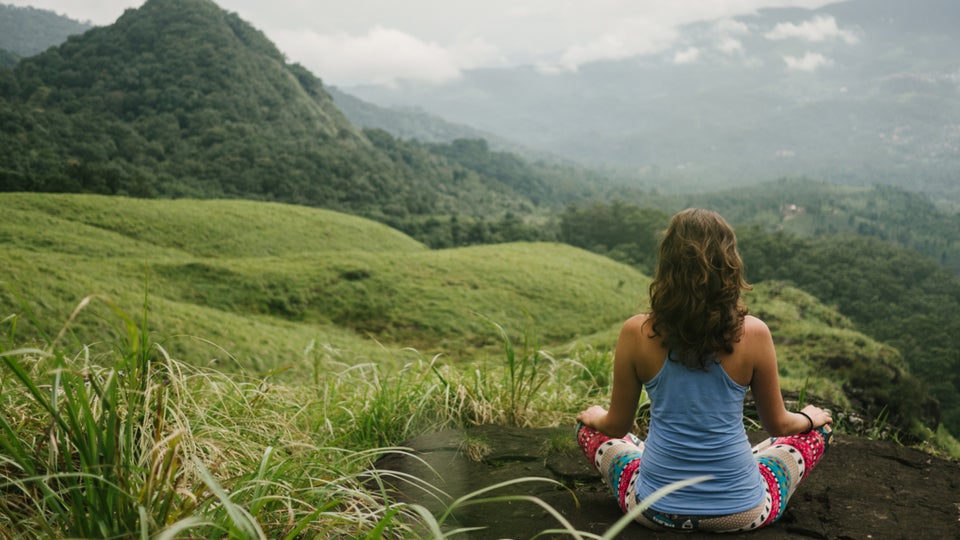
0, 304, 410, 537
0, 293, 634, 538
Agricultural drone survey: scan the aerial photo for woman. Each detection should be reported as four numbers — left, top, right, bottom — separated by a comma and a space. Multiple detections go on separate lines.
576, 208, 832, 532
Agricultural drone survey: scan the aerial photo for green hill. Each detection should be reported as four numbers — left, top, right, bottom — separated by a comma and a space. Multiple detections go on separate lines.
2, 192, 425, 258
1, 193, 647, 372
327, 85, 512, 149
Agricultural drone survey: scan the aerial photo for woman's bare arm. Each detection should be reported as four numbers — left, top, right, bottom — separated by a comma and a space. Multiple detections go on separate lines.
748, 317, 833, 436
577, 316, 647, 437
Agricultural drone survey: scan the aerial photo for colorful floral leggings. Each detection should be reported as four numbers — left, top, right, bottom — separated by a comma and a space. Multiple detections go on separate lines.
576, 423, 832, 532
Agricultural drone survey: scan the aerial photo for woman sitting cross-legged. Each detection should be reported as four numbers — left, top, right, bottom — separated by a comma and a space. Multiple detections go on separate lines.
576, 208, 833, 533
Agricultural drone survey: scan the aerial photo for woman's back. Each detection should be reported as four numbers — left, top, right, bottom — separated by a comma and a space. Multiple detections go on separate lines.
638, 356, 765, 514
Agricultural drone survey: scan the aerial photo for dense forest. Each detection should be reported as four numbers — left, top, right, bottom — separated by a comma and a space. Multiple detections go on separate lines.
2, 0, 960, 440
664, 179, 960, 273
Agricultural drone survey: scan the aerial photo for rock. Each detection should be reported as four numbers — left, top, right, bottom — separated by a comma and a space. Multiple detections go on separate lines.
374, 425, 960, 539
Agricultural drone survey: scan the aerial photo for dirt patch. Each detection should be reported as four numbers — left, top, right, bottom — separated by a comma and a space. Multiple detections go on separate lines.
374, 425, 960, 539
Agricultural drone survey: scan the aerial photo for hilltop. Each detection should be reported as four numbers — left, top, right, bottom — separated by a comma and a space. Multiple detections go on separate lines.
1, 195, 957, 537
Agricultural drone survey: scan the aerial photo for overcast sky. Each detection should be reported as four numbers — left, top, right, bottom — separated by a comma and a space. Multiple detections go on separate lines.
7, 0, 848, 86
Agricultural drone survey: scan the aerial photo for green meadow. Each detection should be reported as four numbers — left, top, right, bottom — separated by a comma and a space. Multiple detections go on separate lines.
0, 193, 943, 538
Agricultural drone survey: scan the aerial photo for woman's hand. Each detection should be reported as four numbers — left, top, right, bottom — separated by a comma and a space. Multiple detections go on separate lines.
577, 405, 608, 429
800, 404, 833, 430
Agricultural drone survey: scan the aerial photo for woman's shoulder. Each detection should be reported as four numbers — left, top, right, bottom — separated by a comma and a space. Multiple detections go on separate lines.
623, 312, 652, 331
620, 313, 668, 377
621, 313, 659, 345
741, 315, 772, 339
732, 315, 775, 365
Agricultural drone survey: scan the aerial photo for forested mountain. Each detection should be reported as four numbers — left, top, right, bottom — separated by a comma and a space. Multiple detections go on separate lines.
346, 0, 960, 202
0, 3, 91, 58
0, 0, 592, 226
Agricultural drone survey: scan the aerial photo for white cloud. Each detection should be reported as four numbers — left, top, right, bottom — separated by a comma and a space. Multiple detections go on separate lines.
717, 37, 745, 56
715, 18, 750, 36
449, 34, 504, 69
550, 19, 679, 72
710, 18, 750, 57
765, 15, 858, 44
783, 51, 833, 71
271, 26, 463, 87
2, 0, 852, 85
673, 46, 702, 64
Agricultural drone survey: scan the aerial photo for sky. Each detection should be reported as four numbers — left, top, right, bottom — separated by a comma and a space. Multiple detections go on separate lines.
6, 0, 849, 86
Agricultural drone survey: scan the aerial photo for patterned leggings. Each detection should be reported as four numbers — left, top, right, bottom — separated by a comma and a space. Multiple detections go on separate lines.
576, 423, 832, 532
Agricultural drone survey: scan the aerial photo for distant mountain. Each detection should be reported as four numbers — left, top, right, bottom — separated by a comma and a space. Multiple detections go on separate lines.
345, 0, 960, 202
328, 86, 512, 149
0, 3, 92, 58
0, 0, 568, 222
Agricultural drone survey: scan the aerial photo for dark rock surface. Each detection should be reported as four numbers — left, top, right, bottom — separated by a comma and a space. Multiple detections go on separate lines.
374, 425, 960, 539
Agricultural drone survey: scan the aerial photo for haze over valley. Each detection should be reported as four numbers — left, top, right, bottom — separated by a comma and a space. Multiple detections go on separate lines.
341, 0, 960, 200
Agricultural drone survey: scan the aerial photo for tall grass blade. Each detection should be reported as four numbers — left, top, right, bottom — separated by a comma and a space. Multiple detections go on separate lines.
194, 457, 266, 539
438, 476, 570, 523
154, 517, 210, 540
598, 475, 712, 539
363, 506, 402, 540
454, 494, 585, 540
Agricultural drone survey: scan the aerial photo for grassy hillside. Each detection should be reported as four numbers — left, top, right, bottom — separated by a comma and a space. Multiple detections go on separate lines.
1, 194, 648, 376
2, 194, 927, 431
2, 193, 425, 257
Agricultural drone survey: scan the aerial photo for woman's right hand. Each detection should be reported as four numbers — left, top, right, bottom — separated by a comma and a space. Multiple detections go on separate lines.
576, 405, 608, 430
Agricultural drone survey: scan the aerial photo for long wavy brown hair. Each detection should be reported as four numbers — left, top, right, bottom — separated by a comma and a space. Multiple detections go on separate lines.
648, 208, 750, 368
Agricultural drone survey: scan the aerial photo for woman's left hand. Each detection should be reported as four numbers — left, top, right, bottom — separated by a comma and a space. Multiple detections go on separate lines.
800, 404, 833, 429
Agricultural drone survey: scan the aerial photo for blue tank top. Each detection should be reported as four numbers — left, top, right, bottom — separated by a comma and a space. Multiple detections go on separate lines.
636, 354, 765, 514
